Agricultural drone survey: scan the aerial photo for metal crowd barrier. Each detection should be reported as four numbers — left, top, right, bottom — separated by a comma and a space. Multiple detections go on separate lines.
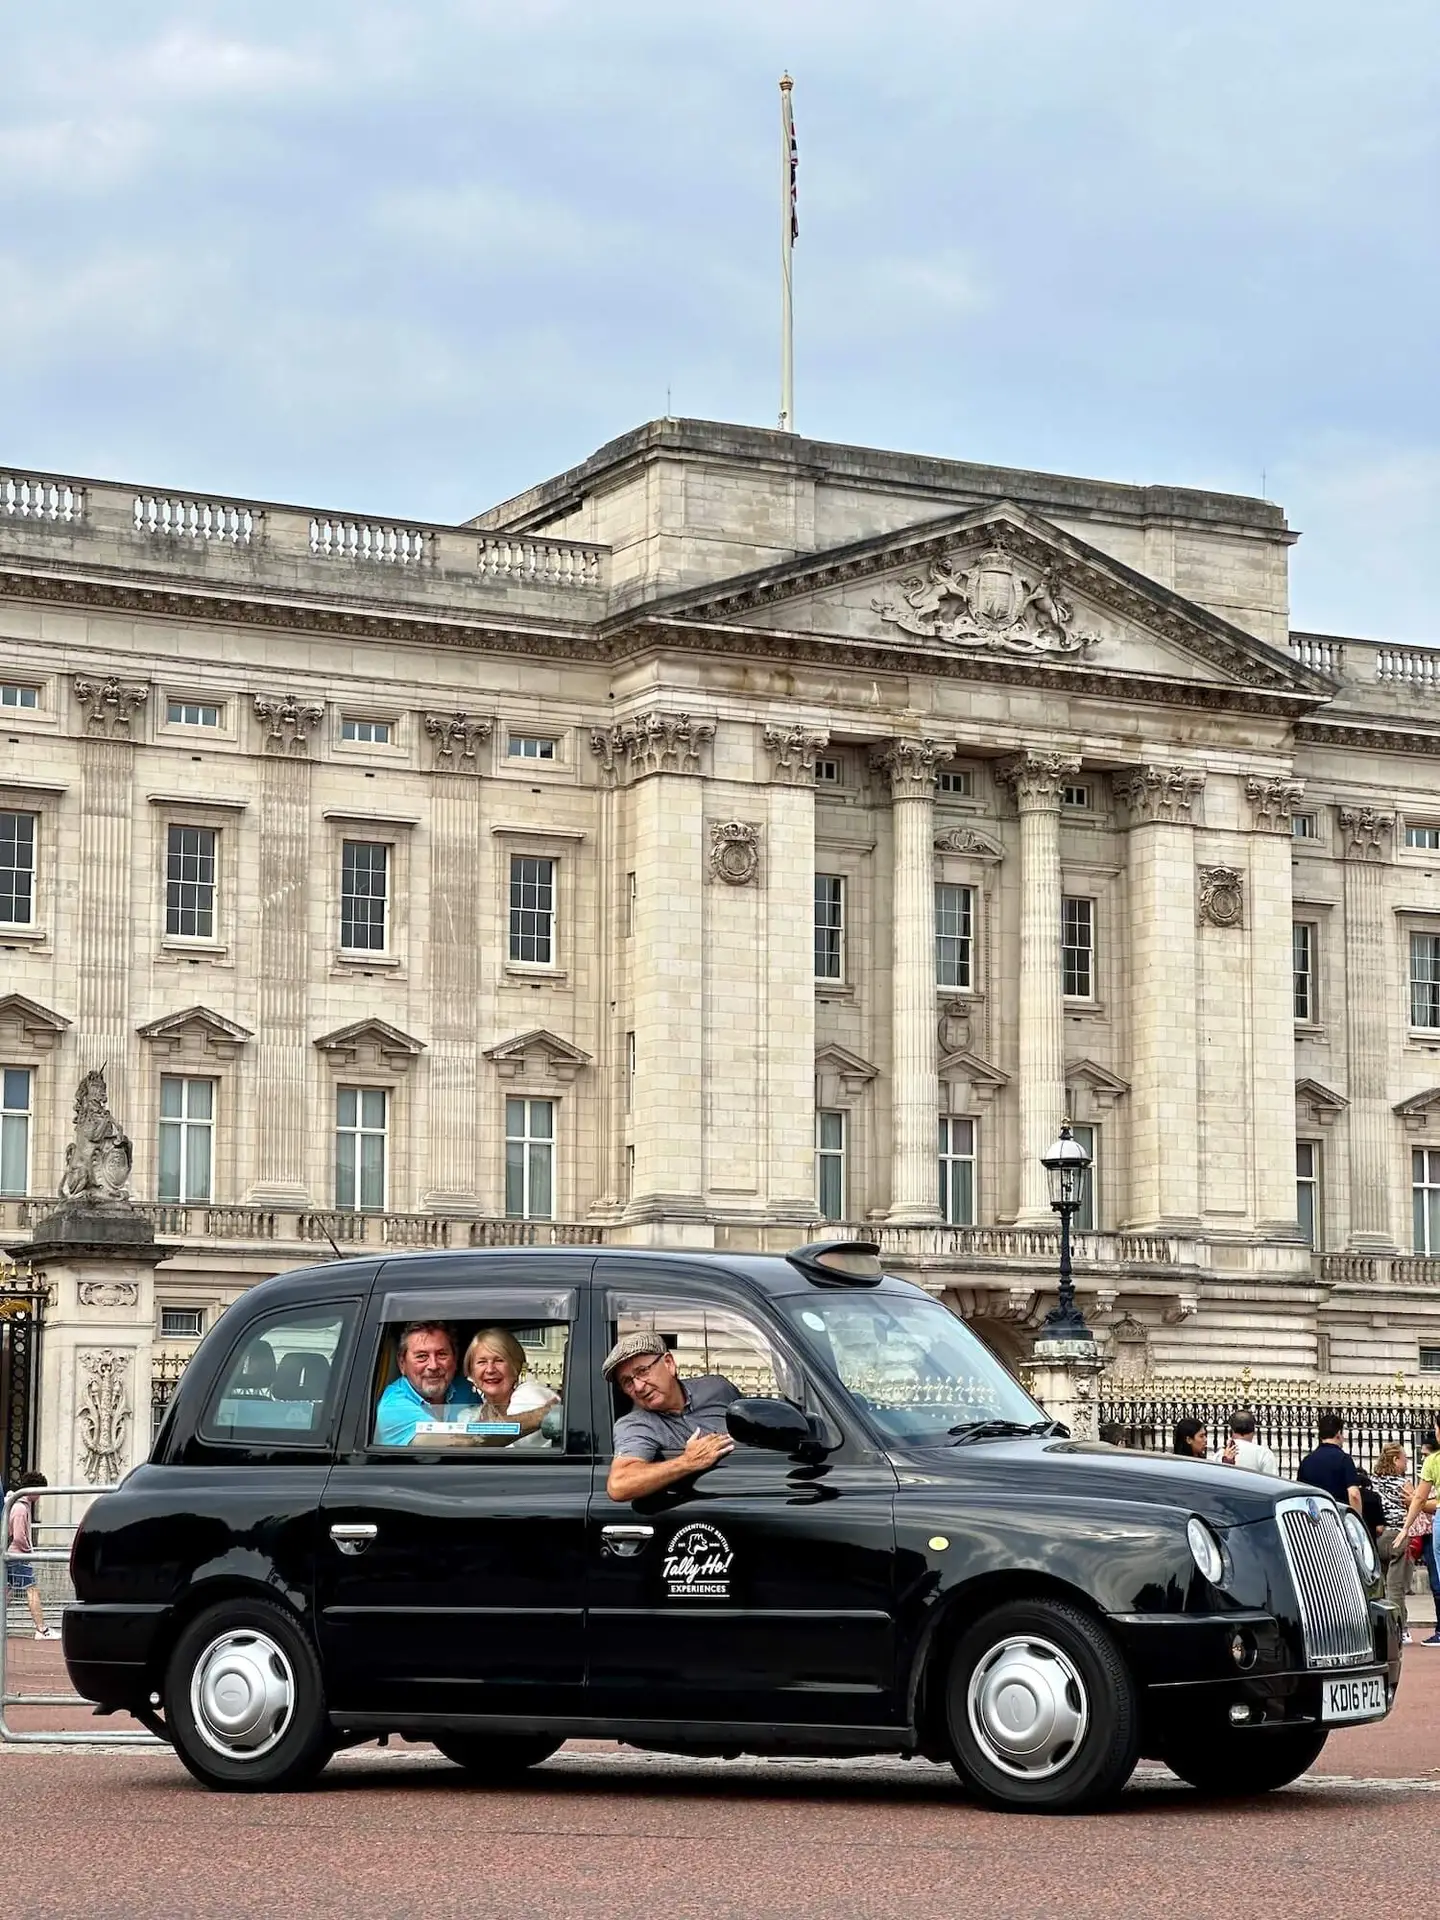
1, 1484, 161, 1746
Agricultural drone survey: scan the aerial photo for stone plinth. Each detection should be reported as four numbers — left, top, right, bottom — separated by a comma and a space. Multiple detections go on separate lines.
1025, 1339, 1109, 1441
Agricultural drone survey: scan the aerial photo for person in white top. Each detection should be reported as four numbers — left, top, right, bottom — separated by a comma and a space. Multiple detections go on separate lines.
462, 1328, 560, 1448
7, 1472, 60, 1638
1221, 1411, 1280, 1476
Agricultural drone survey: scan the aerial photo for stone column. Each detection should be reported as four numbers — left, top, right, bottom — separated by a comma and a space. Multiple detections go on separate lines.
249, 695, 323, 1204
874, 739, 943, 1225
1246, 777, 1307, 1235
1113, 765, 1206, 1227
71, 677, 148, 1104
1339, 806, 1397, 1249
999, 750, 1081, 1225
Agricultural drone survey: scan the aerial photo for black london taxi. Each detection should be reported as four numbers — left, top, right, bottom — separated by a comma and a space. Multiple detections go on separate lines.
63, 1242, 1401, 1811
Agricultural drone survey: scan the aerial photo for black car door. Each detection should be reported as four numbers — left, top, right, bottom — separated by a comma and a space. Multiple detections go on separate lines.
586, 1270, 900, 1728
316, 1261, 594, 1723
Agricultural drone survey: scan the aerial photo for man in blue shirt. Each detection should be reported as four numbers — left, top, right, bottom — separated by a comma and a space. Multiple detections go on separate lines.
374, 1321, 480, 1445
1296, 1411, 1363, 1514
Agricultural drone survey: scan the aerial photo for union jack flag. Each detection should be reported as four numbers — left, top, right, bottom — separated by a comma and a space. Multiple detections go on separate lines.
782, 78, 798, 242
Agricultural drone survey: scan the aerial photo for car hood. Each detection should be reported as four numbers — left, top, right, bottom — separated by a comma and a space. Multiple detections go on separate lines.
887, 1436, 1295, 1528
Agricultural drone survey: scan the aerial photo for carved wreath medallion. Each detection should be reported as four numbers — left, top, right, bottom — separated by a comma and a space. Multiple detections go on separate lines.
709, 821, 760, 886
1198, 864, 1245, 928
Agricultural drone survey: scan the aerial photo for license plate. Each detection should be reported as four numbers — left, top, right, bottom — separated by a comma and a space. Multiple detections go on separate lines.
1322, 1674, 1386, 1723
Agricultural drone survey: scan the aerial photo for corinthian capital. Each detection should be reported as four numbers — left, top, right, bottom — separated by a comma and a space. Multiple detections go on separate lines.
762, 724, 829, 786
871, 738, 942, 800
996, 748, 1082, 812
254, 692, 325, 757
1338, 806, 1395, 863
1245, 774, 1306, 833
1112, 764, 1206, 827
73, 675, 149, 739
590, 710, 715, 785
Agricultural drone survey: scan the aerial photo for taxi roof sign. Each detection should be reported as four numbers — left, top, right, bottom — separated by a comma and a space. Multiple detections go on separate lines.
785, 1239, 885, 1286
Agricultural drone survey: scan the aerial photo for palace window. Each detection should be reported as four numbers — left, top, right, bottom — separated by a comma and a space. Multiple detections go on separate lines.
1406, 824, 1440, 850
1062, 783, 1091, 810
341, 718, 391, 743
1061, 897, 1095, 999
1414, 1149, 1440, 1254
166, 700, 221, 728
1071, 1122, 1097, 1232
0, 684, 39, 709
509, 855, 556, 964
938, 1116, 976, 1225
1297, 1141, 1321, 1250
0, 811, 36, 925
158, 1075, 214, 1204
506, 1097, 554, 1220
1292, 812, 1318, 840
1420, 1346, 1440, 1376
1411, 933, 1440, 1029
814, 875, 845, 981
340, 840, 389, 951
159, 1306, 204, 1340
625, 871, 637, 937
936, 767, 972, 795
936, 883, 975, 989
165, 825, 216, 939
816, 1110, 846, 1221
625, 1031, 636, 1110
336, 1086, 387, 1212
0, 1067, 31, 1197
507, 735, 557, 760
814, 758, 841, 785
1293, 922, 1318, 1022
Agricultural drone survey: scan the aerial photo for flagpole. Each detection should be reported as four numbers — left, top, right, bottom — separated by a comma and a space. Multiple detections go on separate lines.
779, 72, 795, 433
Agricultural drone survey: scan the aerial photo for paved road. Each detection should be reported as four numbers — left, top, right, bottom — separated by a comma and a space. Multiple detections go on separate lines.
5, 1645, 1440, 1919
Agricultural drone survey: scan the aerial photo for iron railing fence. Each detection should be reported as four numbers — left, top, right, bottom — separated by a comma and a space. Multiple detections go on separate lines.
1099, 1371, 1440, 1480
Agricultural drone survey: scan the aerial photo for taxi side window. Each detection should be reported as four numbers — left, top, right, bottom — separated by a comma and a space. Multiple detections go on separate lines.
370, 1315, 571, 1453
200, 1305, 354, 1450
607, 1297, 802, 1430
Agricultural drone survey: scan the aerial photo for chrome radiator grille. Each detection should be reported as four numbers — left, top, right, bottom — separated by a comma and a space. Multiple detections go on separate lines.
1276, 1498, 1374, 1669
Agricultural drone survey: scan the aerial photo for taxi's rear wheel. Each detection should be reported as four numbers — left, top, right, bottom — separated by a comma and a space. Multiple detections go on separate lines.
945, 1598, 1140, 1812
165, 1597, 333, 1793
1160, 1724, 1327, 1795
431, 1732, 563, 1780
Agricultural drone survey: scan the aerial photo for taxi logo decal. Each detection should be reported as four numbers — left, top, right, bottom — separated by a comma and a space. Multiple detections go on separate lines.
662, 1522, 734, 1600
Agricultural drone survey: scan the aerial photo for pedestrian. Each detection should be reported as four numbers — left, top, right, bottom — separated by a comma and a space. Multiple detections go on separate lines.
1296, 1411, 1363, 1514
1396, 1417, 1440, 1646
6, 1472, 59, 1640
1220, 1410, 1279, 1475
1172, 1417, 1208, 1459
1372, 1442, 1415, 1644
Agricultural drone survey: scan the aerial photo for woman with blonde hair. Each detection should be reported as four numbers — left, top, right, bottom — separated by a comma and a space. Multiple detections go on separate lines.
1373, 1440, 1416, 1642
462, 1328, 559, 1447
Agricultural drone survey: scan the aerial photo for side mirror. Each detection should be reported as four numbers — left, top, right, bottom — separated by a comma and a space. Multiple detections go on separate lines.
727, 1397, 833, 1462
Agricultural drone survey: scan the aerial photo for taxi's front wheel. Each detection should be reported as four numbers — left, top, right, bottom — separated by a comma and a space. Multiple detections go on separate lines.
945, 1598, 1140, 1813
165, 1597, 333, 1793
432, 1732, 563, 1781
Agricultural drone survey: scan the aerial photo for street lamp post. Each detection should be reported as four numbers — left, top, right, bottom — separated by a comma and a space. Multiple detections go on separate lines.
1039, 1121, 1094, 1345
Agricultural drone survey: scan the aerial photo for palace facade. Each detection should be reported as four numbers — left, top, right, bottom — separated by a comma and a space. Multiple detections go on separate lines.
3, 417, 1440, 1414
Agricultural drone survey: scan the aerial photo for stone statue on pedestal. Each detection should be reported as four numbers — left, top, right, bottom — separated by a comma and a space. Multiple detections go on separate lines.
58, 1069, 133, 1206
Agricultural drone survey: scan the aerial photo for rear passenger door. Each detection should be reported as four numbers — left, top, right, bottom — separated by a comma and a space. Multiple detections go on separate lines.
316, 1262, 594, 1725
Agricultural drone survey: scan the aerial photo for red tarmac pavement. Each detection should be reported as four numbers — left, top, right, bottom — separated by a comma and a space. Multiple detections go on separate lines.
5, 1642, 1439, 1919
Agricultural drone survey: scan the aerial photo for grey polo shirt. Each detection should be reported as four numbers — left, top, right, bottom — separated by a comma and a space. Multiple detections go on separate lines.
612, 1375, 740, 1462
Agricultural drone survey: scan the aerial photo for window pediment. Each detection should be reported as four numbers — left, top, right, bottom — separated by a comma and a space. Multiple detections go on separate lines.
315, 1018, 426, 1074
1395, 1087, 1440, 1133
939, 1049, 1008, 1112
1297, 1077, 1348, 1128
814, 1044, 878, 1102
137, 1005, 253, 1061
0, 992, 69, 1053
484, 1028, 591, 1084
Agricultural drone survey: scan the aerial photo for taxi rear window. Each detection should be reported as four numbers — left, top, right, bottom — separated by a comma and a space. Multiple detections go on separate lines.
200, 1304, 356, 1449
369, 1294, 574, 1453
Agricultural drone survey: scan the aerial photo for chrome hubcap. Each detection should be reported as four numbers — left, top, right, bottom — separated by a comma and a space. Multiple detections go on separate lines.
189, 1630, 295, 1761
967, 1634, 1089, 1780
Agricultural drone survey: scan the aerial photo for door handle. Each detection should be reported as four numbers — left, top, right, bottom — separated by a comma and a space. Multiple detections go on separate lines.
329, 1523, 378, 1555
601, 1524, 654, 1558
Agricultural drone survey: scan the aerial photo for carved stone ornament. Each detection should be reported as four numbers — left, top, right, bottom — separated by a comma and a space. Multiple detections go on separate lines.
254, 692, 325, 756
937, 1006, 972, 1055
762, 724, 829, 785
1112, 765, 1206, 826
996, 749, 1082, 810
872, 738, 941, 800
1245, 774, 1307, 832
1338, 805, 1395, 863
590, 711, 715, 784
1198, 864, 1245, 929
934, 826, 1004, 861
73, 675, 148, 738
58, 1069, 133, 1205
872, 546, 1101, 658
425, 711, 493, 773
77, 1348, 132, 1485
77, 1280, 139, 1309
709, 820, 760, 885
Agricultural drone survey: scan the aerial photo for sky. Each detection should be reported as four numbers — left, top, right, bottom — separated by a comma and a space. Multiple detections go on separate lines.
1, 1, 1436, 640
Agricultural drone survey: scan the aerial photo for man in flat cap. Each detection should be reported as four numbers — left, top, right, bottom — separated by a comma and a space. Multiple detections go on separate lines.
603, 1331, 739, 1501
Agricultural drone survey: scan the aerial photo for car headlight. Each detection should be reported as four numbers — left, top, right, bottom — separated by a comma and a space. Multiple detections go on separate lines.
1341, 1508, 1380, 1585
1186, 1515, 1228, 1587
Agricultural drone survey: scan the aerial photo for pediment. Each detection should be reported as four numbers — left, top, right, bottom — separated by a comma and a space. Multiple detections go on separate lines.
137, 1006, 253, 1059
0, 993, 70, 1052
815, 1044, 878, 1099
1298, 1077, 1348, 1127
638, 501, 1323, 702
484, 1029, 591, 1083
1066, 1057, 1129, 1118
1395, 1087, 1440, 1132
939, 1048, 1009, 1087
315, 1018, 426, 1072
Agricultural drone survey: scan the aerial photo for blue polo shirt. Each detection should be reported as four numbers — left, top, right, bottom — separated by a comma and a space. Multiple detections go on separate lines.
374, 1376, 481, 1446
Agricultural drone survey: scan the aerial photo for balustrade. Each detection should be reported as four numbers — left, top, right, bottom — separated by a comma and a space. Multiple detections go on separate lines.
1288, 635, 1344, 675
134, 495, 255, 544
309, 517, 431, 565
1376, 648, 1440, 686
477, 536, 603, 588
1, 474, 83, 522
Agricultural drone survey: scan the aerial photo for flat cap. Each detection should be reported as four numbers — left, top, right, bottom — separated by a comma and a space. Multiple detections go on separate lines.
602, 1330, 668, 1380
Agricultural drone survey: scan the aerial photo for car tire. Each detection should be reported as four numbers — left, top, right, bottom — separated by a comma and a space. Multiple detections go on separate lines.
1160, 1724, 1328, 1795
431, 1732, 563, 1780
944, 1598, 1140, 1813
164, 1597, 333, 1793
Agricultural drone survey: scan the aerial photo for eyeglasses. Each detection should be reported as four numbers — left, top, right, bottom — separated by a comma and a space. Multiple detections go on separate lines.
615, 1354, 668, 1394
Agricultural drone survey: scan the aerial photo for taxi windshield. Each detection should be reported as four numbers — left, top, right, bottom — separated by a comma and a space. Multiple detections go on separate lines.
781, 1287, 1046, 1447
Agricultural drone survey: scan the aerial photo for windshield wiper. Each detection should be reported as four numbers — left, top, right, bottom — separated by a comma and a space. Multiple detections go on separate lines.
946, 1418, 1067, 1445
